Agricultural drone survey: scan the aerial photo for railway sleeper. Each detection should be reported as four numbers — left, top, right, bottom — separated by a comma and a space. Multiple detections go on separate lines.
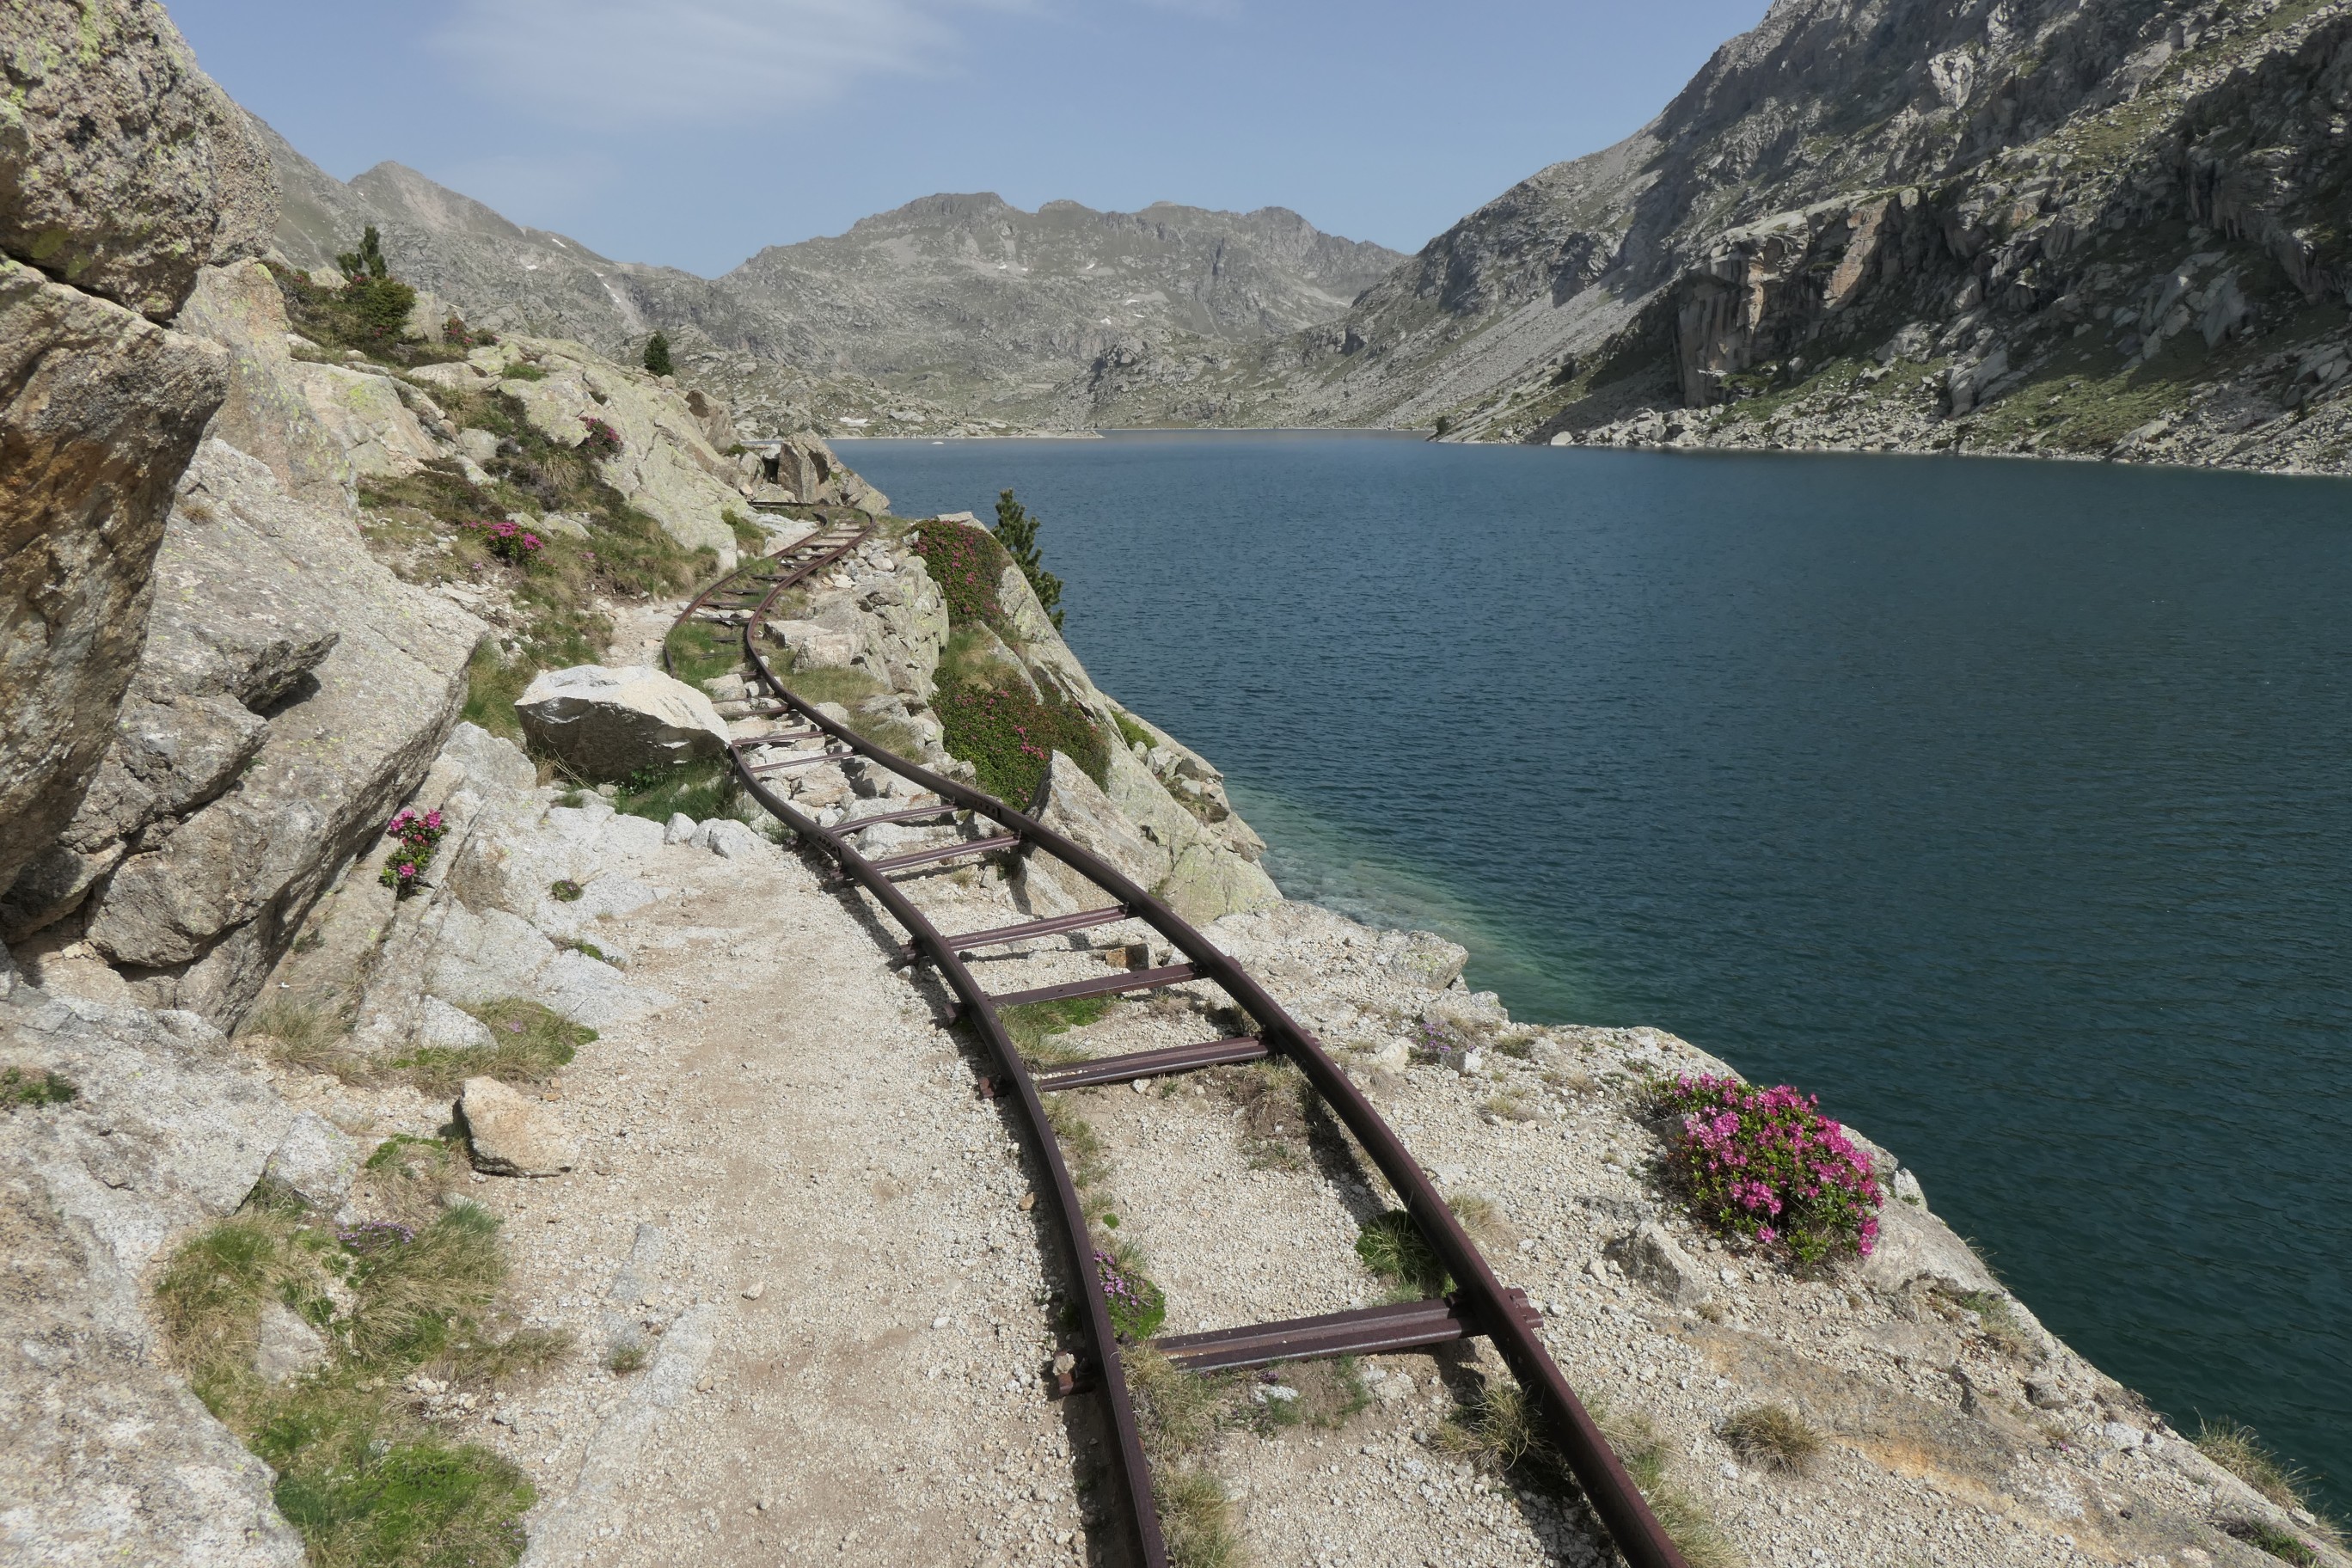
989, 963, 1200, 1010
1152, 1289, 1542, 1374
1031, 1035, 1268, 1091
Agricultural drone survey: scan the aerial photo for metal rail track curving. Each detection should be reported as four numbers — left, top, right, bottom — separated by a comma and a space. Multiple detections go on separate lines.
667, 526, 1689, 1568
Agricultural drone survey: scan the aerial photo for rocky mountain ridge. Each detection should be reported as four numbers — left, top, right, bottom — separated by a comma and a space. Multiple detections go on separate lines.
1075, 0, 2352, 475
257, 119, 1402, 433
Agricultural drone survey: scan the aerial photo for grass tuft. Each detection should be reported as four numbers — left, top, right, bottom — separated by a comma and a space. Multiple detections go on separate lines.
387, 998, 590, 1098
1719, 1404, 1823, 1474
1126, 1349, 1247, 1568
612, 755, 734, 823
1596, 1403, 1744, 1568
0, 1065, 77, 1109
1437, 1379, 1540, 1470
2198, 1418, 2343, 1548
1001, 993, 1112, 1057
153, 1177, 561, 1568
2223, 1519, 2323, 1566
1211, 1059, 1310, 1171
1355, 1210, 1450, 1299
461, 640, 530, 741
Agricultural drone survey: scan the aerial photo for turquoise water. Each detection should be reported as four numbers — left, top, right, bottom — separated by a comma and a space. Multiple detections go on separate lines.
848, 432, 2352, 1505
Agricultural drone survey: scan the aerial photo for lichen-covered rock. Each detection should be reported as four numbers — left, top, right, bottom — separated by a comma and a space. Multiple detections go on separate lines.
1097, 740, 1279, 924
260, 1112, 358, 1210
0, 258, 228, 898
1019, 751, 1170, 916
0, 0, 274, 321
458, 1075, 576, 1177
515, 665, 732, 780
71, 441, 481, 1026
488, 343, 739, 552
171, 261, 354, 508
1608, 1221, 1717, 1310
0, 989, 309, 1567
295, 360, 443, 481
1860, 1189, 2001, 1296
251, 1301, 328, 1387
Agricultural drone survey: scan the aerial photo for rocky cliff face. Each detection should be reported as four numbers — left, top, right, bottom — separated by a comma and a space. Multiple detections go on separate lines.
1082, 0, 2352, 475
0, 0, 276, 897
254, 125, 1402, 432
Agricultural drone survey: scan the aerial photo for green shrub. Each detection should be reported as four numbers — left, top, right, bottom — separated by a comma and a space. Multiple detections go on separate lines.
932, 658, 1106, 803
643, 332, 673, 377
992, 488, 1064, 629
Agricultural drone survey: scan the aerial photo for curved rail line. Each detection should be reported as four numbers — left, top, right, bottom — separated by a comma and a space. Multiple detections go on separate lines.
668, 524, 1688, 1568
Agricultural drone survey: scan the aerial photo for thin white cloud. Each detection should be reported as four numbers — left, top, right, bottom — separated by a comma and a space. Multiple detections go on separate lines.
432, 0, 1011, 124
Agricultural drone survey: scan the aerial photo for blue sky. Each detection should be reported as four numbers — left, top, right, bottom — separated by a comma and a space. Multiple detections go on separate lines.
172, 0, 1772, 278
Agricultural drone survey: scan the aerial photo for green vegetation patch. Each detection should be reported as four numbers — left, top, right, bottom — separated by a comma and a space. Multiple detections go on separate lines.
611, 755, 736, 823
663, 616, 744, 689
0, 1065, 77, 1110
1001, 994, 1113, 1058
154, 1172, 562, 1568
387, 998, 591, 1097
933, 631, 1106, 803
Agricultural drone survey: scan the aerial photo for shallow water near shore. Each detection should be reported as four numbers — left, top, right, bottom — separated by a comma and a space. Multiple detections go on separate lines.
848, 432, 2352, 1506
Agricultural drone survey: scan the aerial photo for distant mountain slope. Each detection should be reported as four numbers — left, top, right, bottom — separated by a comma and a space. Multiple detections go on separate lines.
253, 118, 1402, 429
1077, 0, 2352, 473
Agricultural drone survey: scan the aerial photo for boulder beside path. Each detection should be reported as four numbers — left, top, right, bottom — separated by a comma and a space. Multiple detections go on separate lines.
515, 665, 732, 781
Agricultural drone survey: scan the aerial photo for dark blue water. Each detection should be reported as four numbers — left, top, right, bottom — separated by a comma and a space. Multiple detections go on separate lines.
848, 432, 2352, 1505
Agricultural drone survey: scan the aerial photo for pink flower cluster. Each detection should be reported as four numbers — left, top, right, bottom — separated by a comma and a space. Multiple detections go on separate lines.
1656, 1074, 1883, 1265
378, 807, 446, 894
579, 416, 622, 458
467, 516, 542, 566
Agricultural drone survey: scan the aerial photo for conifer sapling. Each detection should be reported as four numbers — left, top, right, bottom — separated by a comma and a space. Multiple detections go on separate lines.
993, 488, 1064, 629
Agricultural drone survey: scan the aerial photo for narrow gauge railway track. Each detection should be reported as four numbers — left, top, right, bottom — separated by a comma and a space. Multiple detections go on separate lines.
668, 528, 1687, 1568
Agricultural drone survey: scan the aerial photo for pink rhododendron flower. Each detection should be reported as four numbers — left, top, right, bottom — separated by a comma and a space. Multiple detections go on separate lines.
1656, 1073, 1883, 1265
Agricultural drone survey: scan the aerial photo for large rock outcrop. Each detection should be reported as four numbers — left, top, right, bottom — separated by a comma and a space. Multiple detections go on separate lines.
416, 339, 743, 553
6, 441, 482, 1026
260, 724, 678, 1058
0, 987, 316, 1566
0, 0, 273, 322
0, 0, 273, 906
0, 260, 228, 898
170, 260, 357, 507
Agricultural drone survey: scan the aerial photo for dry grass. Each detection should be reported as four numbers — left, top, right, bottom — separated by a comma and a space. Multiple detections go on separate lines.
1210, 1059, 1311, 1171
1126, 1349, 1246, 1568
1719, 1404, 1823, 1474
1598, 1404, 1746, 1568
2197, 1418, 2343, 1549
245, 998, 365, 1078
1437, 1379, 1540, 1471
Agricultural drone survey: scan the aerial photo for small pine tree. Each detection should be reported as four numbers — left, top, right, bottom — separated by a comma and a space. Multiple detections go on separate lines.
335, 224, 390, 281
643, 332, 673, 377
993, 488, 1063, 630
329, 227, 413, 346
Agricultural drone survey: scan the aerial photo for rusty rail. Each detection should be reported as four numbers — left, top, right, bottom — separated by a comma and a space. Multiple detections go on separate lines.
667, 535, 1693, 1568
